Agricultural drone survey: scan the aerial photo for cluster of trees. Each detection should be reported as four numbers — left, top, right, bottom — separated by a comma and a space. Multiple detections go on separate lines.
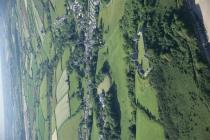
95, 60, 110, 85
93, 61, 121, 139
101, 0, 111, 5
66, 31, 85, 77
119, 0, 145, 138
94, 84, 121, 139
120, 0, 210, 139
103, 83, 121, 139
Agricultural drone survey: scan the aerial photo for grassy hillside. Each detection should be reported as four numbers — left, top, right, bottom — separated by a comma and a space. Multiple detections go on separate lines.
98, 0, 135, 139
120, 0, 210, 139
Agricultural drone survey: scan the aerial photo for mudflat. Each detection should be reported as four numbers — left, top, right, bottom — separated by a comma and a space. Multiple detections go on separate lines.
196, 0, 210, 41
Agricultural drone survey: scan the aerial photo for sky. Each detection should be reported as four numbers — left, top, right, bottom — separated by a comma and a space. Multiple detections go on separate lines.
0, 58, 4, 139
0, 19, 5, 139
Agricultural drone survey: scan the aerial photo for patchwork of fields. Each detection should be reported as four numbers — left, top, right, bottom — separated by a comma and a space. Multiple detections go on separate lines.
4, 0, 210, 139
8, 0, 84, 139
7, 0, 163, 139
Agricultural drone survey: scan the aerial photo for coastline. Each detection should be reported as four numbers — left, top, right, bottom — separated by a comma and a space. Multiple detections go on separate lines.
195, 0, 210, 42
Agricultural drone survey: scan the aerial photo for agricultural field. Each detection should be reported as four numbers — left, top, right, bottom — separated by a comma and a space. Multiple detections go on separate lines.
135, 73, 160, 118
98, 0, 134, 139
136, 110, 164, 140
54, 0, 66, 17
55, 94, 70, 129
56, 60, 63, 83
137, 32, 150, 71
69, 71, 79, 96
56, 70, 69, 102
97, 75, 111, 94
69, 96, 80, 114
52, 129, 58, 140
58, 111, 82, 140
90, 112, 99, 140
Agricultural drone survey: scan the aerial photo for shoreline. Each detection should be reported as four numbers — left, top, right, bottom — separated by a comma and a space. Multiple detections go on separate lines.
195, 0, 210, 42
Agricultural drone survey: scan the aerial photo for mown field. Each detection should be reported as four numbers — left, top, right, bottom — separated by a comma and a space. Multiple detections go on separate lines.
136, 110, 164, 140
98, 0, 134, 139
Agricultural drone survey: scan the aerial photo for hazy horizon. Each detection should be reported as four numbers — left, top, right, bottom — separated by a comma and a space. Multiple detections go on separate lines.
0, 21, 5, 139
0, 55, 5, 140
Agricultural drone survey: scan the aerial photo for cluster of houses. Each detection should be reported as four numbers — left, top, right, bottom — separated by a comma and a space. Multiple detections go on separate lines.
82, 0, 100, 139
63, 0, 111, 139
67, 0, 101, 139
54, 0, 84, 29
54, 15, 67, 28
68, 1, 84, 22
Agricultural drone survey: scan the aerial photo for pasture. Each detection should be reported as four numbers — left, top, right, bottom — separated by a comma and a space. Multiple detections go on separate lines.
43, 32, 53, 59
98, 0, 133, 139
69, 71, 79, 96
55, 94, 70, 129
56, 70, 69, 102
62, 47, 71, 69
52, 129, 58, 140
55, 0, 66, 17
138, 33, 150, 70
91, 112, 99, 140
136, 110, 164, 140
56, 60, 63, 83
135, 73, 159, 118
97, 75, 111, 94
31, 0, 44, 43
58, 111, 82, 140
70, 96, 81, 115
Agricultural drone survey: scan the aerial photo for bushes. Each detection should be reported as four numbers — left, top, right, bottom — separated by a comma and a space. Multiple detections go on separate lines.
103, 83, 121, 139
101, 0, 111, 4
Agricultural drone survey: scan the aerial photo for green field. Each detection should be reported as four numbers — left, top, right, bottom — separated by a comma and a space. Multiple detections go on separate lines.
98, 0, 133, 139
58, 111, 82, 140
135, 73, 160, 118
91, 112, 99, 140
96, 47, 108, 74
51, 112, 56, 134
55, 0, 66, 17
138, 33, 150, 70
30, 0, 44, 43
69, 71, 79, 96
70, 96, 81, 114
56, 70, 69, 102
43, 32, 53, 59
56, 60, 63, 83
37, 106, 46, 140
136, 110, 165, 140
62, 47, 70, 69
97, 75, 111, 94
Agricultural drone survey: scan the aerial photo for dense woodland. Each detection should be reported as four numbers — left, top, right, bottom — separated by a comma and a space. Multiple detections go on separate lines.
121, 0, 210, 139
